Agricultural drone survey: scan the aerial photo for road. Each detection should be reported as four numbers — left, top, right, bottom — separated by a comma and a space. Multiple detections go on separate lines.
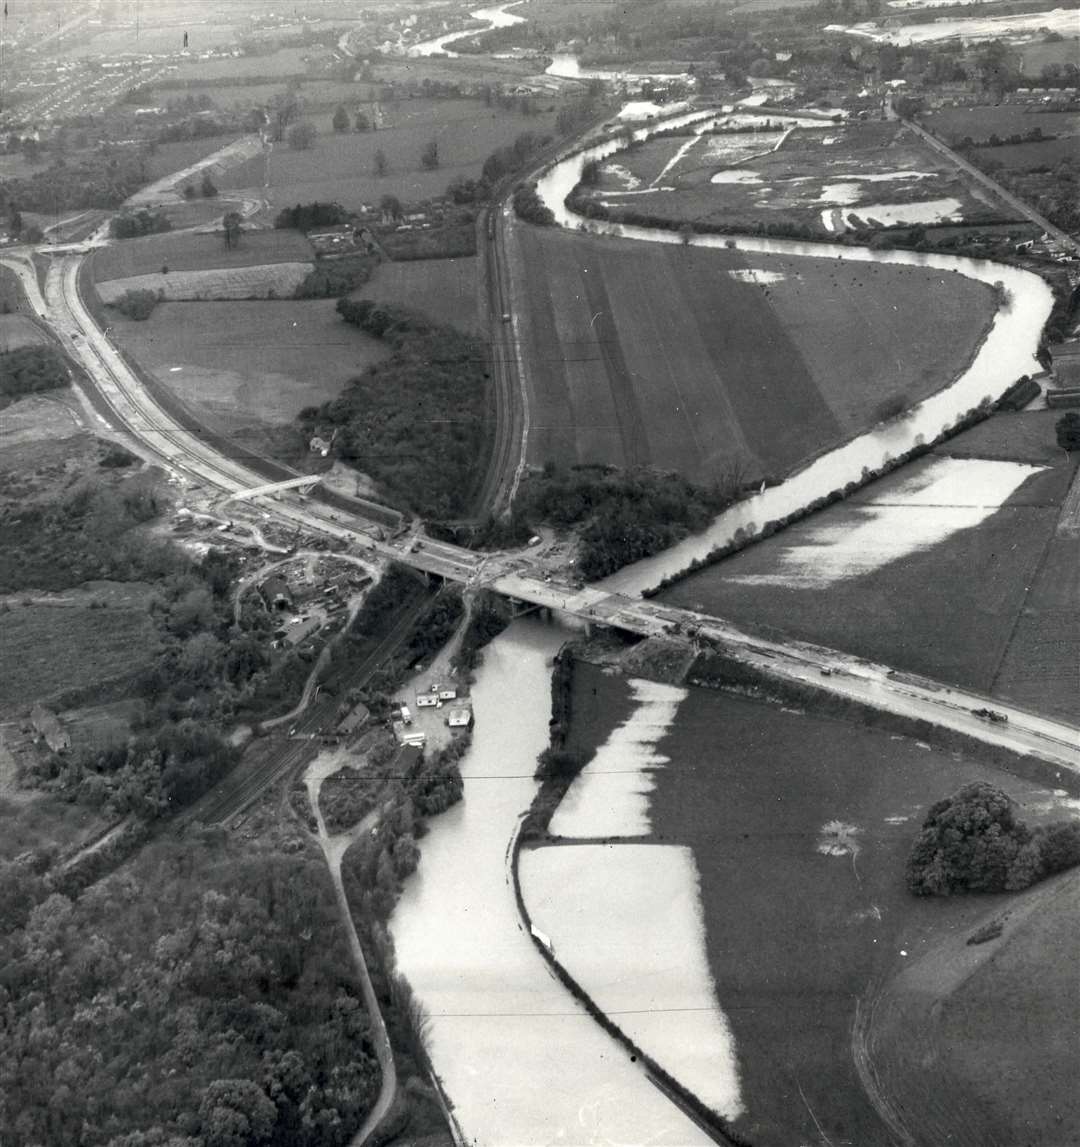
899, 112, 1079, 255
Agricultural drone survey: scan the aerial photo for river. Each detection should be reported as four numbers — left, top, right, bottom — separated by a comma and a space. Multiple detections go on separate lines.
388, 618, 716, 1145
408, 1, 525, 58
527, 108, 1055, 595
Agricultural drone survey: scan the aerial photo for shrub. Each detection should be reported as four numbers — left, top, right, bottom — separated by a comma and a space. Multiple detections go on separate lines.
0, 345, 70, 402
111, 288, 159, 320
1056, 412, 1080, 452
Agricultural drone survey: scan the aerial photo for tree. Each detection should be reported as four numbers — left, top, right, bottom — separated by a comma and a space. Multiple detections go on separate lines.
287, 122, 316, 150
332, 104, 350, 133
379, 194, 401, 221
420, 138, 439, 170
354, 111, 371, 132
1056, 413, 1080, 452
270, 89, 300, 142
222, 211, 242, 250
182, 183, 196, 200
198, 1079, 277, 1147
373, 148, 387, 177
200, 170, 218, 198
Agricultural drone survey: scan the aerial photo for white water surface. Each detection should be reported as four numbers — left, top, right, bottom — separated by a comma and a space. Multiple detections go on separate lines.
528, 105, 1053, 596
408, 1, 524, 57
521, 844, 744, 1119
548, 679, 686, 838
388, 620, 714, 1146
726, 456, 1045, 589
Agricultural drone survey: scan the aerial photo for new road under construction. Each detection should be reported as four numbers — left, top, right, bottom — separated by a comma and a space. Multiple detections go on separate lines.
4, 213, 1079, 786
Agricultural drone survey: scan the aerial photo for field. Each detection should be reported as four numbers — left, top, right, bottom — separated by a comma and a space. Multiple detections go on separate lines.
568, 663, 1078, 1146
114, 299, 390, 449
352, 256, 479, 332
922, 106, 1080, 171
90, 229, 314, 281
659, 411, 1079, 720
267, 97, 562, 210
514, 225, 995, 484
0, 315, 49, 351
144, 136, 244, 182
583, 119, 1001, 234
0, 599, 156, 714
96, 263, 314, 303
164, 46, 312, 83
1019, 36, 1080, 76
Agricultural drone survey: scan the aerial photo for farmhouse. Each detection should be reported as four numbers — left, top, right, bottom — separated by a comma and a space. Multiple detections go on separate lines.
416, 691, 440, 707
447, 707, 472, 729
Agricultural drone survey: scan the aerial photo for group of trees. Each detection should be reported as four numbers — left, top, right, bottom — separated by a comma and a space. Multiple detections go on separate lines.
524, 464, 738, 580
304, 300, 490, 519
110, 208, 172, 240
0, 839, 382, 1147
111, 287, 160, 321
0, 345, 70, 405
275, 201, 350, 232
0, 148, 149, 212
1056, 413, 1080, 452
907, 782, 1080, 896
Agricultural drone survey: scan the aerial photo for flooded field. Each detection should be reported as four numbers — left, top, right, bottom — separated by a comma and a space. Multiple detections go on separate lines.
388, 620, 715, 1146
549, 678, 686, 838
521, 844, 743, 1119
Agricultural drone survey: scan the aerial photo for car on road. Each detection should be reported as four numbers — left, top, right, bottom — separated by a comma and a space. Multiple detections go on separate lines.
973, 707, 1008, 724
501, 312, 511, 322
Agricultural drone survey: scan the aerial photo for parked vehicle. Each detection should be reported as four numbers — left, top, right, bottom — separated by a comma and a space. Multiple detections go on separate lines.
973, 707, 1008, 724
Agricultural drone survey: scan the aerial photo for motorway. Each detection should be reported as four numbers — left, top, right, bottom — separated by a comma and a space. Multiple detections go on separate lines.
6, 199, 1079, 779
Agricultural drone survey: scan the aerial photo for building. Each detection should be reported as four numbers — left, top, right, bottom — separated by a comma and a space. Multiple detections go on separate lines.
308, 224, 356, 254
447, 707, 472, 729
416, 692, 439, 708
339, 702, 369, 735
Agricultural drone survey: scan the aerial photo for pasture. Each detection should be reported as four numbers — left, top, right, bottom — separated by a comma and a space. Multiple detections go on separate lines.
351, 256, 479, 332
659, 411, 1079, 721
144, 136, 244, 182
629, 667, 1080, 1147
114, 299, 389, 448
514, 226, 995, 484
96, 263, 313, 303
267, 97, 561, 209
0, 600, 155, 712
0, 315, 49, 351
90, 229, 314, 281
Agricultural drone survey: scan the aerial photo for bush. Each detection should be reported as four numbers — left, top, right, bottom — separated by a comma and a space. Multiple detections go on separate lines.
293, 253, 375, 299
1056, 412, 1080, 452
275, 201, 350, 232
906, 783, 1080, 896
111, 288, 159, 320
288, 122, 317, 150
110, 208, 172, 240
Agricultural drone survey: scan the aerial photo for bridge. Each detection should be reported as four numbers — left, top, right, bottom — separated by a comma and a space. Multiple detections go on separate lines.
222, 475, 323, 503
10, 236, 1078, 782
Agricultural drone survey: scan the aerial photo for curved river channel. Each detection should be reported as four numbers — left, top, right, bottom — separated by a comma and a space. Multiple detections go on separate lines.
408, 1, 525, 57
527, 108, 1055, 595
388, 106, 1056, 1144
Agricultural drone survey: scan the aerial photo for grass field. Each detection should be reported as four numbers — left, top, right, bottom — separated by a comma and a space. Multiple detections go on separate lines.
0, 601, 155, 713
165, 46, 312, 83
1019, 37, 1080, 76
0, 315, 49, 351
923, 106, 1080, 147
267, 97, 561, 209
144, 137, 244, 182
563, 663, 1077, 1146
97, 263, 314, 303
514, 225, 995, 484
352, 256, 479, 332
114, 299, 390, 448
91, 229, 314, 281
659, 411, 1079, 720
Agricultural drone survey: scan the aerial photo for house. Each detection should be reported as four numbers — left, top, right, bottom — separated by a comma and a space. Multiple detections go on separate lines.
447, 708, 472, 729
416, 692, 439, 707
438, 687, 457, 701
309, 224, 356, 255
30, 704, 70, 754
339, 702, 369, 735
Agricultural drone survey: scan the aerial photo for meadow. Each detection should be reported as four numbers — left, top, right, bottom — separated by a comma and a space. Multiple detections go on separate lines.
659, 411, 1079, 720
91, 229, 314, 281
0, 315, 49, 351
351, 256, 479, 333
267, 97, 561, 209
0, 600, 155, 713
514, 226, 995, 485
144, 136, 244, 182
566, 663, 1077, 1147
114, 298, 390, 451
96, 263, 314, 303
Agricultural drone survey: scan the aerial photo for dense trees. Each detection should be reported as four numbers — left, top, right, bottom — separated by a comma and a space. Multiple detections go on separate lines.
0, 840, 382, 1147
274, 201, 349, 232
1056, 412, 1080, 452
308, 300, 490, 519
111, 208, 173, 240
512, 182, 554, 225
0, 345, 70, 404
525, 465, 735, 580
287, 122, 317, 151
111, 287, 160, 320
907, 782, 1080, 896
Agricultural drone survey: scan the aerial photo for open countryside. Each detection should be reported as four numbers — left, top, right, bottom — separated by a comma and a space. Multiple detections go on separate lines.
1, 2, 1079, 1147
